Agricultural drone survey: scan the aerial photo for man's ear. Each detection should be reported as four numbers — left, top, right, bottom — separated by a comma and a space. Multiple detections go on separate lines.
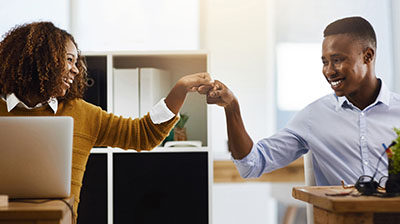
363, 47, 375, 64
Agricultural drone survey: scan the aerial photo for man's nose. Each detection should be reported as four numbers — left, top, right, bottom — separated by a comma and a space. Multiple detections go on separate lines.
324, 62, 336, 77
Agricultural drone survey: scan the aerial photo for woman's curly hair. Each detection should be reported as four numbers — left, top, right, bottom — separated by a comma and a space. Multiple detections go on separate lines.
0, 21, 87, 102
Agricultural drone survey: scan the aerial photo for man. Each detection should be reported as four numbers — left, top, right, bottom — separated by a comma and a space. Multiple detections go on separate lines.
207, 16, 400, 186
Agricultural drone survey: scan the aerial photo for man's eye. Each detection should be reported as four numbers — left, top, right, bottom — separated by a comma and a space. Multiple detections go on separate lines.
67, 58, 73, 62
333, 58, 343, 63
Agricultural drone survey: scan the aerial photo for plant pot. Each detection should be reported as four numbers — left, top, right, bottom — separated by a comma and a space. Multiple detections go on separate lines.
174, 127, 187, 141
386, 159, 400, 195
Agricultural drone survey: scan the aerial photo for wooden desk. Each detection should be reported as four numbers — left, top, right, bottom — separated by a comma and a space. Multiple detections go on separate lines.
214, 157, 304, 183
0, 197, 73, 224
292, 186, 400, 224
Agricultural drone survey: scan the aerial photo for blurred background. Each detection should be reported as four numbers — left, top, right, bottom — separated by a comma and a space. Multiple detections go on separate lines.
2, 0, 399, 223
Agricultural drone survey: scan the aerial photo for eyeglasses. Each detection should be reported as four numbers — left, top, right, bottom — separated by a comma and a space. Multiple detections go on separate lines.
355, 175, 387, 196
353, 143, 393, 196
338, 143, 393, 196
341, 176, 387, 196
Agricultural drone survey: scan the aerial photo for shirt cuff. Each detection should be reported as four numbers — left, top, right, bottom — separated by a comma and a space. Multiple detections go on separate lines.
232, 144, 257, 166
231, 145, 260, 178
149, 98, 178, 124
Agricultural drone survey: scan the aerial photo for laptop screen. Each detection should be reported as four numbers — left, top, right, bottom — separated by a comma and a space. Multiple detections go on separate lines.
0, 116, 73, 199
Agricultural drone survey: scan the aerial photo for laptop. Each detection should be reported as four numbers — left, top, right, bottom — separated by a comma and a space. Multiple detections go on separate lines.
0, 116, 73, 199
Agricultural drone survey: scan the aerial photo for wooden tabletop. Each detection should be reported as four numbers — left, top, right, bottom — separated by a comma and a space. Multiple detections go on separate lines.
292, 186, 400, 213
0, 197, 73, 221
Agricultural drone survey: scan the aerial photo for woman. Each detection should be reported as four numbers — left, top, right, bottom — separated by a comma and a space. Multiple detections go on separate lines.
0, 21, 212, 220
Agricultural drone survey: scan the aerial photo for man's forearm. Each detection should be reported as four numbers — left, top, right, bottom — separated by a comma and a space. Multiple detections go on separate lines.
224, 99, 253, 159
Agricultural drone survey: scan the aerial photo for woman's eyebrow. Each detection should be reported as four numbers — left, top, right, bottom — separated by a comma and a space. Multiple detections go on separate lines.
67, 53, 77, 58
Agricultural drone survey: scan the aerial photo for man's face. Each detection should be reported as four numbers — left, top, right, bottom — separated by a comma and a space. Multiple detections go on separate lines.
321, 34, 368, 97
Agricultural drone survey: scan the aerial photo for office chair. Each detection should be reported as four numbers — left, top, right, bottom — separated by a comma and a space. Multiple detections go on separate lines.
303, 151, 315, 224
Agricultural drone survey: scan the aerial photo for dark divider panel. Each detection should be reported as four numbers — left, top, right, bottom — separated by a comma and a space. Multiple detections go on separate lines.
83, 56, 107, 111
77, 153, 108, 224
113, 152, 209, 224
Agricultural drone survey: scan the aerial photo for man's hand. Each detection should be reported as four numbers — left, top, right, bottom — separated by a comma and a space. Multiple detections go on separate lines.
204, 79, 253, 159
206, 80, 236, 108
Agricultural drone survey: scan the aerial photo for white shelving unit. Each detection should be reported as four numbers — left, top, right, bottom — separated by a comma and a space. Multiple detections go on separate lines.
79, 51, 213, 224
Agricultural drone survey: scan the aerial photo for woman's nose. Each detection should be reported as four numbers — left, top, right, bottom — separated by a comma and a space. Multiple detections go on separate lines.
70, 63, 79, 75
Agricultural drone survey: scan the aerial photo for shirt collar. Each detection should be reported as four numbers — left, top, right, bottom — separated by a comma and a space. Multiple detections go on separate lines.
4, 93, 58, 113
335, 79, 391, 111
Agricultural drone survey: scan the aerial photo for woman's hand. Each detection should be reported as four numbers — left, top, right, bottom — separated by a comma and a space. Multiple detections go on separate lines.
176, 72, 213, 93
164, 72, 213, 115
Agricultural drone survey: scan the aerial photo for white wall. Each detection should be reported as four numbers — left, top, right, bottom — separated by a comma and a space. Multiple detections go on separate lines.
213, 183, 277, 224
0, 0, 70, 38
392, 0, 400, 93
201, 1, 280, 223
202, 0, 276, 158
70, 0, 199, 51
275, 0, 394, 89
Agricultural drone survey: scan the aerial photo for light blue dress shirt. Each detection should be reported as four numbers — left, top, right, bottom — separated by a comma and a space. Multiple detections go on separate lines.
233, 81, 400, 186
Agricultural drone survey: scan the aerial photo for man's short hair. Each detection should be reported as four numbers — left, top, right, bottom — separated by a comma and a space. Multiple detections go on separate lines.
324, 16, 377, 49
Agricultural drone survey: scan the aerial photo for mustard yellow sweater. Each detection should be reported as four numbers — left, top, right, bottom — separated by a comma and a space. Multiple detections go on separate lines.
0, 98, 178, 219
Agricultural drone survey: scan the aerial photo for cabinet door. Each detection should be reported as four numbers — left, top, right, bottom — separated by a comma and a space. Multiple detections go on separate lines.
77, 153, 108, 224
113, 152, 209, 224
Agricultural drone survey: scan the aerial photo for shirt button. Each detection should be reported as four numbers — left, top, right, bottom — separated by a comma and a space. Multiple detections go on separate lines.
361, 112, 365, 116
361, 136, 365, 140
364, 160, 369, 165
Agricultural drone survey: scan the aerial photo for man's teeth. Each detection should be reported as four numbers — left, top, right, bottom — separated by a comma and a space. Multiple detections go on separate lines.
331, 80, 342, 87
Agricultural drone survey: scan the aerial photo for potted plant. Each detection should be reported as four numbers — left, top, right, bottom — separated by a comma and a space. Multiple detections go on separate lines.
174, 113, 189, 141
386, 128, 400, 195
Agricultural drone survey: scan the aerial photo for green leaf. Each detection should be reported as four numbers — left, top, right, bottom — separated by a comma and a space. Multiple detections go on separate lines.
390, 127, 400, 174
176, 113, 189, 128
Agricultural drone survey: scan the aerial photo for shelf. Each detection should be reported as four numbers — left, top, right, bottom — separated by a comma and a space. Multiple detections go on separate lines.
82, 50, 208, 57
83, 51, 209, 146
108, 146, 209, 153
80, 51, 212, 224
90, 148, 111, 153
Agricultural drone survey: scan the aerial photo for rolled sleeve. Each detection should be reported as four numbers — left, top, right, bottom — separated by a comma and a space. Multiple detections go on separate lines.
231, 128, 308, 179
149, 98, 178, 124
231, 144, 261, 178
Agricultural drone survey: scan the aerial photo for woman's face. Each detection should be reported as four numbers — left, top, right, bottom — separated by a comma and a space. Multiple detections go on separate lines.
57, 39, 79, 97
